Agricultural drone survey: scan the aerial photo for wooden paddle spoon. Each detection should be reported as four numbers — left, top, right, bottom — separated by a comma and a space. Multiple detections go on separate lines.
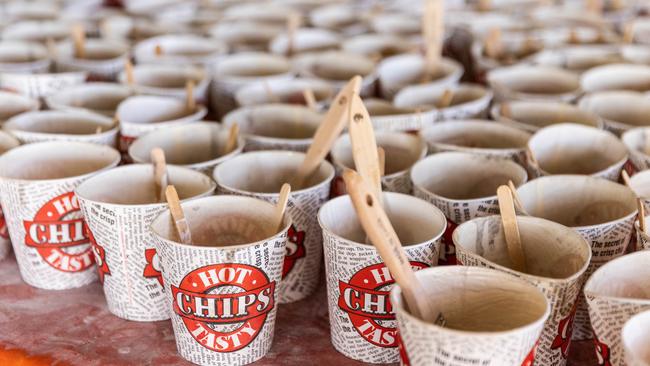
165, 185, 192, 244
496, 185, 527, 272
348, 94, 382, 202
151, 148, 168, 203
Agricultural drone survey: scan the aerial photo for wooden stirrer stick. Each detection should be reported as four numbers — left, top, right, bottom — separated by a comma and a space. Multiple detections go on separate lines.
638, 198, 647, 235
500, 103, 512, 118
378, 147, 385, 177
436, 89, 454, 109
224, 123, 239, 155
623, 22, 635, 44
508, 180, 529, 216
497, 185, 527, 272
151, 148, 168, 203
272, 183, 291, 233
165, 185, 192, 244
124, 59, 135, 86
343, 169, 438, 322
303, 89, 317, 110
485, 27, 503, 59
421, 0, 444, 82
95, 126, 102, 134
348, 93, 382, 201
291, 75, 362, 189
185, 80, 195, 112
286, 11, 301, 56
622, 170, 633, 189
154, 44, 163, 56
72, 24, 85, 59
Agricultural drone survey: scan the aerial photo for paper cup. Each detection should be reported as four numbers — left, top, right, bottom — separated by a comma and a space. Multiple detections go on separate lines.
487, 65, 582, 103
471, 31, 544, 74
370, 13, 421, 38
394, 83, 493, 121
377, 53, 464, 100
54, 39, 129, 81
454, 216, 591, 366
319, 192, 446, 363
411, 151, 528, 264
269, 27, 341, 56
210, 52, 293, 118
528, 123, 628, 181
292, 51, 377, 97
491, 100, 602, 133
0, 141, 120, 289
581, 64, 650, 93
151, 195, 290, 366
2, 20, 72, 43
2, 1, 59, 22
45, 82, 131, 117
0, 132, 20, 261
419, 119, 532, 169
214, 150, 334, 303
128, 122, 244, 175
634, 214, 650, 251
133, 34, 228, 66
579, 91, 650, 135
116, 95, 207, 154
0, 91, 39, 123
4, 110, 118, 147
390, 266, 550, 366
309, 3, 363, 33
235, 78, 334, 109
622, 310, 650, 366
621, 44, 650, 65
0, 71, 88, 99
362, 98, 437, 132
629, 170, 650, 219
584, 251, 650, 366
209, 21, 284, 52
531, 45, 623, 73
222, 104, 321, 152
222, 2, 294, 24
117, 64, 209, 103
331, 131, 427, 194
516, 175, 638, 340
76, 164, 215, 321
100, 15, 176, 43
341, 33, 417, 59
0, 40, 50, 73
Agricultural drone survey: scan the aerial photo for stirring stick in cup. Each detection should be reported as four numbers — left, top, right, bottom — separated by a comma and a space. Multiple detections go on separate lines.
349, 94, 382, 202
421, 0, 444, 82
378, 147, 385, 177
497, 185, 527, 272
286, 11, 301, 56
154, 44, 163, 56
291, 75, 362, 189
485, 27, 503, 59
343, 169, 438, 322
436, 89, 454, 109
185, 80, 195, 112
622, 170, 633, 189
72, 24, 85, 59
500, 102, 512, 118
638, 198, 647, 235
223, 123, 239, 155
272, 183, 291, 234
507, 180, 529, 216
124, 60, 135, 87
303, 89, 317, 110
151, 148, 168, 203
95, 126, 102, 134
165, 185, 192, 244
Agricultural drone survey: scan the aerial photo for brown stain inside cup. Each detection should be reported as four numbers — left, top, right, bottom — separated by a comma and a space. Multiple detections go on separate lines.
571, 201, 629, 226
190, 215, 274, 247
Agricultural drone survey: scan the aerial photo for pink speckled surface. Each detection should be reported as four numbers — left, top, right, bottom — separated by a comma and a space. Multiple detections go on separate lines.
0, 256, 595, 365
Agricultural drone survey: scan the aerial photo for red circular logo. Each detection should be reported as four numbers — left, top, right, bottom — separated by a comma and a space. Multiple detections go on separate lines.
338, 261, 429, 347
23, 192, 94, 272
171, 263, 276, 353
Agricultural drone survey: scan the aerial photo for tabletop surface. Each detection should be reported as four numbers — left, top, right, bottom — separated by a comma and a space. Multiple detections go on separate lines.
0, 256, 597, 366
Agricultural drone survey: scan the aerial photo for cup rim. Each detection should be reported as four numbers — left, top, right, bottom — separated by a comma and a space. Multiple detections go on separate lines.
583, 251, 650, 304
4, 110, 120, 138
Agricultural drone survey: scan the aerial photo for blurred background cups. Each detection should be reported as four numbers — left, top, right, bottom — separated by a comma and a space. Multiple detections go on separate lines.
419, 120, 531, 170
129, 122, 244, 175
411, 152, 528, 264
487, 65, 582, 103
622, 127, 650, 172
76, 164, 215, 321
578, 91, 650, 136
622, 310, 650, 366
151, 195, 289, 366
4, 110, 118, 147
235, 78, 334, 109
222, 104, 321, 152
133, 34, 228, 66
634, 214, 650, 251
527, 123, 628, 181
584, 251, 650, 366
0, 141, 120, 290
117, 64, 209, 103
628, 170, 650, 213
0, 40, 50, 73
517, 175, 638, 340
454, 216, 591, 366
0, 132, 20, 261
393, 83, 493, 121
54, 38, 129, 81
318, 193, 446, 363
45, 82, 131, 118
330, 131, 426, 195
390, 266, 549, 366
580, 64, 650, 94
491, 100, 602, 133
116, 95, 206, 154
363, 98, 437, 132
0, 91, 39, 123
0, 71, 88, 99
214, 150, 334, 302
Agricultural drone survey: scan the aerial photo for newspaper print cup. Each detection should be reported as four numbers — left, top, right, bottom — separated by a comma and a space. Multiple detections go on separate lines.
0, 132, 20, 261
76, 164, 216, 321
330, 131, 427, 195
116, 94, 206, 154
527, 123, 628, 181
151, 195, 290, 366
393, 83, 493, 121
117, 64, 210, 103
45, 82, 131, 117
222, 104, 321, 152
454, 216, 591, 366
234, 78, 334, 109
0, 71, 88, 99
622, 127, 650, 171
517, 175, 638, 340
363, 98, 437, 132
491, 100, 602, 133
390, 266, 550, 366
580, 63, 650, 94
0, 40, 50, 73
622, 309, 650, 366
318, 192, 446, 363
54, 39, 129, 81
411, 151, 528, 265
4, 110, 118, 147
578, 91, 650, 136
487, 65, 582, 103
129, 122, 244, 175
0, 91, 39, 123
584, 251, 650, 366
0, 141, 120, 289
214, 150, 334, 303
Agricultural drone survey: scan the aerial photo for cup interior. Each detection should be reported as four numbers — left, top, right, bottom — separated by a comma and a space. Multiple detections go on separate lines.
394, 83, 488, 110
364, 98, 415, 116
630, 170, 650, 198
215, 151, 333, 193
298, 52, 375, 80
489, 66, 579, 95
130, 65, 204, 89
319, 193, 445, 246
581, 64, 650, 93
117, 95, 197, 124
76, 164, 215, 205
236, 78, 333, 106
224, 104, 321, 139
0, 91, 38, 121
0, 41, 47, 63
215, 52, 290, 78
585, 251, 650, 300
454, 216, 590, 279
411, 152, 527, 200
59, 40, 127, 60
420, 120, 530, 150
517, 175, 637, 227
0, 142, 119, 180
622, 311, 650, 364
5, 111, 116, 134
48, 83, 130, 114
579, 91, 650, 127
496, 101, 600, 130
